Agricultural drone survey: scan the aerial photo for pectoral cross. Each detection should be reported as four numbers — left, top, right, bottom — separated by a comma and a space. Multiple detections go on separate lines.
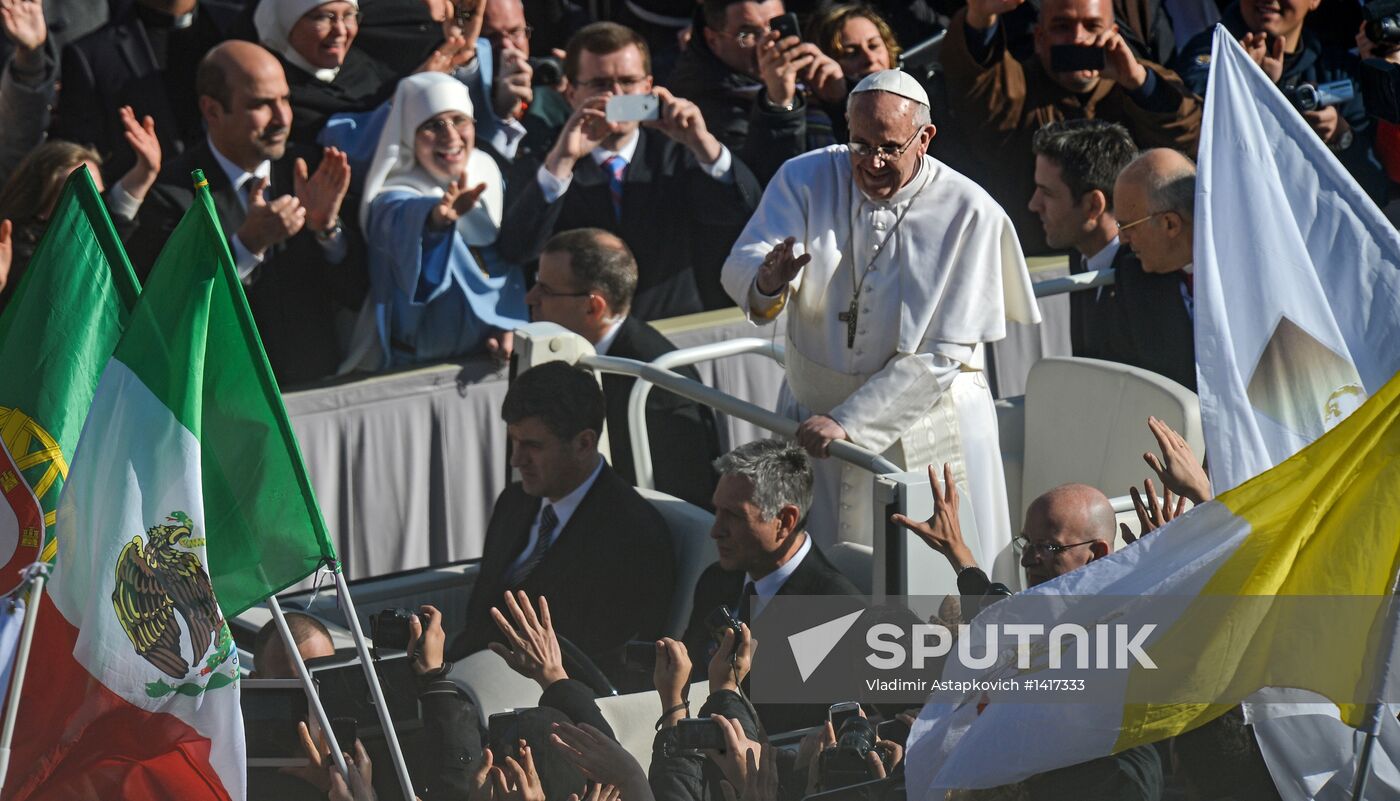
838, 299, 858, 348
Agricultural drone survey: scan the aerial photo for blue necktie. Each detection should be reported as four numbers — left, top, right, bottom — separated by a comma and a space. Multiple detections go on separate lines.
603, 155, 626, 220
506, 504, 558, 587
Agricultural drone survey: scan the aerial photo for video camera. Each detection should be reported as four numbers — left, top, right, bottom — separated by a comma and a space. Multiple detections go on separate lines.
1283, 80, 1356, 113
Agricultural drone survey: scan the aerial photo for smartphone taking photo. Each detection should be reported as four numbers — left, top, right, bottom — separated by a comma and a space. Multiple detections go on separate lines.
606, 94, 661, 122
1049, 44, 1106, 72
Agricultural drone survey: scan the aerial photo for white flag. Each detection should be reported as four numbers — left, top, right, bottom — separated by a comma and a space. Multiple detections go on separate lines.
1195, 25, 1400, 801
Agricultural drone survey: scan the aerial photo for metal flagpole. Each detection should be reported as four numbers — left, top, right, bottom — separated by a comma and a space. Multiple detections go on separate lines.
267, 596, 351, 777
1350, 574, 1400, 800
331, 563, 416, 801
0, 566, 48, 795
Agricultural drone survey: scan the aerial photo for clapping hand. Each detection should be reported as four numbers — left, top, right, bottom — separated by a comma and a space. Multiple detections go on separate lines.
488, 592, 568, 689
1142, 416, 1211, 504
430, 173, 489, 230
237, 176, 306, 255
117, 106, 162, 202
294, 147, 351, 234
891, 463, 978, 572
755, 236, 810, 295
1240, 32, 1285, 84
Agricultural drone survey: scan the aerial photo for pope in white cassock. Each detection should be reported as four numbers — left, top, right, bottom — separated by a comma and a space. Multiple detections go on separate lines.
721, 70, 1039, 584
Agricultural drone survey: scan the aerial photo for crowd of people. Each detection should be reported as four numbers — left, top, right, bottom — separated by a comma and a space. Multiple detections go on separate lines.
0, 0, 1386, 798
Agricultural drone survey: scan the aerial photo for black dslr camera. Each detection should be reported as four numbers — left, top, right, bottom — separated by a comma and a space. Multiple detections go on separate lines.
819, 715, 895, 790
529, 56, 564, 87
371, 608, 429, 651
1367, 0, 1400, 47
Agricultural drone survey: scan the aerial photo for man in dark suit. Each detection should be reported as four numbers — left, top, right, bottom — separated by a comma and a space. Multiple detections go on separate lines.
449, 361, 676, 679
682, 438, 860, 732
126, 41, 363, 388
1029, 120, 1194, 390
527, 228, 721, 508
497, 21, 761, 321
51, 0, 238, 185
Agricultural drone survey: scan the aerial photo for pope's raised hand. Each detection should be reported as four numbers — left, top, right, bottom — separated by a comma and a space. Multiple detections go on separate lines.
755, 237, 810, 295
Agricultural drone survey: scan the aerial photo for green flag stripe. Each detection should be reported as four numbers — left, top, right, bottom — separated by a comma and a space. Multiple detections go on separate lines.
114, 170, 335, 617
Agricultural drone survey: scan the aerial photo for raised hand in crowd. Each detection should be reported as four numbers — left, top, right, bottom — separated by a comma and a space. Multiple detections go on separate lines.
494, 46, 534, 119
708, 622, 754, 694
704, 715, 763, 790
550, 721, 656, 801
1, 0, 46, 70
1240, 32, 1285, 84
568, 783, 622, 801
891, 463, 979, 573
490, 742, 546, 801
798, 723, 836, 798
653, 638, 692, 728
286, 720, 335, 792
719, 743, 779, 801
803, 51, 848, 107
488, 591, 569, 689
466, 747, 497, 801
407, 603, 447, 674
117, 106, 162, 203
757, 31, 815, 109
545, 96, 609, 177
1142, 416, 1212, 504
238, 176, 306, 256
418, 34, 478, 74
430, 173, 489, 230
326, 739, 377, 801
0, 219, 11, 294
294, 147, 351, 236
964, 0, 1026, 31
1122, 477, 1186, 543
646, 87, 723, 165
754, 236, 810, 295
1093, 28, 1148, 92
416, 0, 485, 73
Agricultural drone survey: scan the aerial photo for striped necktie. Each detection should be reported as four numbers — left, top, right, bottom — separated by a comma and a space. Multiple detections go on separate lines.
603, 155, 626, 220
506, 504, 558, 587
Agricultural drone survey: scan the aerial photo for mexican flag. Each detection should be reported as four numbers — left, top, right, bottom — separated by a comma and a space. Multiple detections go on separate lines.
5, 172, 336, 800
0, 166, 139, 595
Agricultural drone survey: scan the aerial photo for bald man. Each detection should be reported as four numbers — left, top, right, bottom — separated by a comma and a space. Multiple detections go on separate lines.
127, 41, 364, 388
940, 0, 1202, 255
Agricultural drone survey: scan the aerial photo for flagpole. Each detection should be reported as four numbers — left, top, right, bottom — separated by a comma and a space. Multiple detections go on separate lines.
332, 564, 417, 801
1350, 573, 1400, 800
267, 596, 351, 777
0, 570, 46, 796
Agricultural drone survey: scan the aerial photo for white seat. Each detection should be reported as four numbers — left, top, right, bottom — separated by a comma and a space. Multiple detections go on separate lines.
825, 542, 873, 594
1020, 357, 1203, 542
448, 649, 544, 728
638, 488, 718, 638
596, 680, 710, 768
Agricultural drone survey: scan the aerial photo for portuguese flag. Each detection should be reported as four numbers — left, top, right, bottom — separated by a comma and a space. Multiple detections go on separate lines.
0, 166, 139, 595
5, 173, 335, 800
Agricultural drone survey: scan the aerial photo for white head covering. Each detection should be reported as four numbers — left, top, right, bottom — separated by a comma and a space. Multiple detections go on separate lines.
254, 0, 359, 81
359, 72, 504, 245
849, 69, 930, 108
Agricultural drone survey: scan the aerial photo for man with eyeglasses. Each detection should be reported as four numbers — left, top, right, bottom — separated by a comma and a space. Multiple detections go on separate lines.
1029, 120, 1196, 390
722, 70, 1039, 574
669, 0, 845, 186
498, 21, 761, 321
526, 228, 721, 507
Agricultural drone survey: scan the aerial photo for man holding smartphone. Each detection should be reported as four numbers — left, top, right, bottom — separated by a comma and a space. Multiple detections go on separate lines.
497, 21, 761, 320
940, 0, 1202, 256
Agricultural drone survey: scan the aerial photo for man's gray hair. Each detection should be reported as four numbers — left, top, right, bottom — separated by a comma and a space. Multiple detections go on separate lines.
713, 439, 814, 522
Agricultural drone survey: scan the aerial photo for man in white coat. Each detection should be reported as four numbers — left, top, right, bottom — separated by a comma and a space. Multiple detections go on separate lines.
721, 70, 1038, 585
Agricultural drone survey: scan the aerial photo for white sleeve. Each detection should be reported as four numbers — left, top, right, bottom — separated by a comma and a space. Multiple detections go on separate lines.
230, 234, 265, 285
104, 181, 143, 222
829, 341, 974, 454
697, 145, 734, 184
536, 163, 572, 204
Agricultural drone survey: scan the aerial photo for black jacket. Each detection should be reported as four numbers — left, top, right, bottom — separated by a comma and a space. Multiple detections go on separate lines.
1069, 246, 1196, 391
604, 317, 721, 509
498, 129, 761, 320
125, 140, 368, 388
449, 462, 676, 674
52, 2, 235, 184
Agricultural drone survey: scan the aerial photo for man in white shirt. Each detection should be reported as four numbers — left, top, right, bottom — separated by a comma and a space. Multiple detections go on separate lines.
127, 41, 359, 387
721, 70, 1039, 585
497, 21, 761, 320
451, 361, 675, 681
526, 227, 721, 507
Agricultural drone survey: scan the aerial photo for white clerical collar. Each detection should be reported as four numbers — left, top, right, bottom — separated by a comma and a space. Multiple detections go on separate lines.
592, 131, 640, 167
857, 155, 930, 206
746, 533, 812, 615
594, 318, 626, 355
284, 48, 341, 83
1083, 236, 1120, 273
208, 137, 272, 205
